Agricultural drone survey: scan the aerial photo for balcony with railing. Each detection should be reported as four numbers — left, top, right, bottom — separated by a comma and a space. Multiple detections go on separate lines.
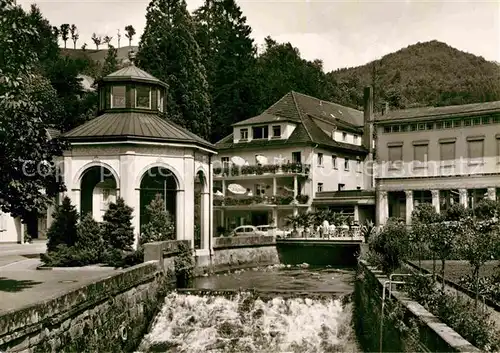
214, 194, 310, 208
213, 162, 311, 179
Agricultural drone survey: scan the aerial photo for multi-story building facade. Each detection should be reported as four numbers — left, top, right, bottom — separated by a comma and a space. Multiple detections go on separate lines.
374, 100, 500, 225
213, 91, 375, 234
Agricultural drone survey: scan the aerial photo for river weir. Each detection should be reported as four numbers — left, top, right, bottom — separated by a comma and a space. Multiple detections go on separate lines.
138, 265, 361, 352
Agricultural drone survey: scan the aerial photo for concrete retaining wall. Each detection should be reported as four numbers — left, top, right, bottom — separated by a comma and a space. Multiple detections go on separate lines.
0, 262, 167, 353
355, 260, 481, 353
144, 236, 279, 275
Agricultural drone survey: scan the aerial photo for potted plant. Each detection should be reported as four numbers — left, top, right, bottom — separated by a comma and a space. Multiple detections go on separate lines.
285, 214, 301, 237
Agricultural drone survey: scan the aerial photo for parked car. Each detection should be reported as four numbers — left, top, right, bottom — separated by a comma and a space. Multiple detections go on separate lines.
255, 225, 291, 238
230, 225, 266, 237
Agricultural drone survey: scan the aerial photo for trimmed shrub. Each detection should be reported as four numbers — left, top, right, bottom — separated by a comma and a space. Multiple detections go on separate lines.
101, 197, 134, 251
46, 196, 79, 252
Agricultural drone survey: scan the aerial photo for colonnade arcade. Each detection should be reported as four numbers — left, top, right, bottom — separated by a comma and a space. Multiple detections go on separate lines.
377, 186, 500, 225
67, 155, 212, 254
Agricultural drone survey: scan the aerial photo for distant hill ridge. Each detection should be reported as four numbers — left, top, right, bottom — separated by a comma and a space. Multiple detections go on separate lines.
326, 40, 500, 111
61, 40, 500, 111
61, 46, 139, 65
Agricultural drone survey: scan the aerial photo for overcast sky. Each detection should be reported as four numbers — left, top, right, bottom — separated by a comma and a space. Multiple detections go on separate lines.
18, 0, 500, 72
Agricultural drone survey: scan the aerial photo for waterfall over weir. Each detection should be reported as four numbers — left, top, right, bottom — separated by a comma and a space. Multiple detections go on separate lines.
137, 266, 361, 353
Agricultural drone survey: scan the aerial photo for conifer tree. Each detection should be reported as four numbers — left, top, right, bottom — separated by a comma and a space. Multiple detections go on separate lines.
46, 197, 79, 252
137, 0, 211, 139
140, 194, 175, 244
102, 45, 119, 77
76, 213, 103, 250
101, 197, 135, 251
193, 0, 259, 142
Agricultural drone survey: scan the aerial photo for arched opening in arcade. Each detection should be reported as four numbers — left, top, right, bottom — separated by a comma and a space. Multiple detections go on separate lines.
80, 166, 118, 221
194, 171, 208, 249
139, 166, 178, 232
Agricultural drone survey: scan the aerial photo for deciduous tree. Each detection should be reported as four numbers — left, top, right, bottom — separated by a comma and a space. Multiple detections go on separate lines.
125, 24, 136, 46
91, 32, 101, 50
103, 35, 113, 48
460, 216, 500, 307
70, 24, 78, 49
0, 0, 66, 224
59, 23, 70, 48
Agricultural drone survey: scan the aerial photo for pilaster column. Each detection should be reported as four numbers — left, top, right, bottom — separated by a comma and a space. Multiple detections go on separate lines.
377, 191, 388, 226
72, 189, 81, 214
487, 187, 496, 201
119, 153, 139, 247
354, 204, 360, 223
459, 189, 467, 207
272, 177, 277, 196
431, 190, 440, 214
293, 175, 298, 197
405, 190, 413, 224
222, 179, 226, 196
176, 190, 185, 241
201, 192, 210, 250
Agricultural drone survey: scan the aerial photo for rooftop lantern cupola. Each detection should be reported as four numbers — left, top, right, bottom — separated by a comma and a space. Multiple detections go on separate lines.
97, 50, 167, 114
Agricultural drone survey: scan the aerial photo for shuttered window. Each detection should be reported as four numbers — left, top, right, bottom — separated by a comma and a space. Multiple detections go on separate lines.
388, 146, 402, 162
414, 144, 428, 162
468, 139, 484, 160
440, 142, 455, 161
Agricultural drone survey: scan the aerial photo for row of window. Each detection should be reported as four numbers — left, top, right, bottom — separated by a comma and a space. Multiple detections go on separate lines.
382, 114, 500, 134
240, 125, 282, 140
317, 153, 361, 172
337, 131, 359, 144
317, 183, 361, 192
388, 188, 500, 215
387, 136, 499, 163
108, 86, 164, 111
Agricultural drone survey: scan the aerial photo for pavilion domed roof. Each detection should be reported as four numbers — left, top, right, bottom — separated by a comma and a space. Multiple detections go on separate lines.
62, 112, 215, 151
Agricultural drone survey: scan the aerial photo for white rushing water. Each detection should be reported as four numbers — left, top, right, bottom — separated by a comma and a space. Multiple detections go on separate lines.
138, 292, 359, 353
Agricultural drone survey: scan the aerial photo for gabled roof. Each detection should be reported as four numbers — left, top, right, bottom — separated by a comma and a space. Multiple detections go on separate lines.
375, 100, 500, 123
218, 91, 366, 154
233, 91, 363, 128
101, 65, 167, 87
63, 112, 215, 151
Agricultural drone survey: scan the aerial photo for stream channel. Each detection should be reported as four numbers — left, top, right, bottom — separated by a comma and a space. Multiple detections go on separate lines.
137, 264, 361, 353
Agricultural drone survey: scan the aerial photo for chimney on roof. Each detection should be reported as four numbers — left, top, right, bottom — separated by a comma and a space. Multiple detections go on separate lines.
363, 86, 374, 152
128, 50, 136, 66
362, 86, 374, 190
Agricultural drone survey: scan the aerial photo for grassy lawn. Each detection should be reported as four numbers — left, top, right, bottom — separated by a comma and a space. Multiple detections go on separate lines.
413, 260, 500, 283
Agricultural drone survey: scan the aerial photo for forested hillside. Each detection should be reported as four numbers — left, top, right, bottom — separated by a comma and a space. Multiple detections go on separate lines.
45, 2, 500, 142
326, 40, 500, 112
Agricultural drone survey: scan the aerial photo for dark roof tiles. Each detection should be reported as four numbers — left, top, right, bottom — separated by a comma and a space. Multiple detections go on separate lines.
63, 112, 215, 150
220, 91, 366, 154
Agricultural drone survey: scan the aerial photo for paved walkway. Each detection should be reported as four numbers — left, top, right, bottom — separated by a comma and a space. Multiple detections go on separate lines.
0, 241, 120, 314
